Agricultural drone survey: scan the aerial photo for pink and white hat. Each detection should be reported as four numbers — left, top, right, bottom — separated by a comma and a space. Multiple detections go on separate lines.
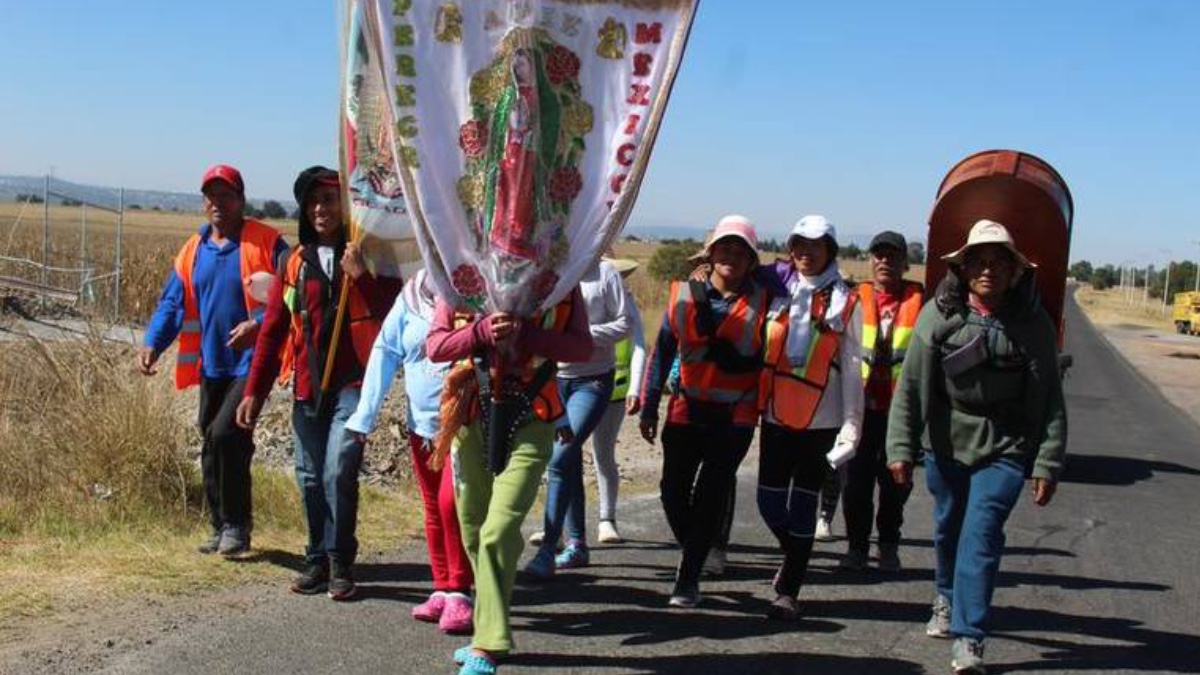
703, 214, 759, 257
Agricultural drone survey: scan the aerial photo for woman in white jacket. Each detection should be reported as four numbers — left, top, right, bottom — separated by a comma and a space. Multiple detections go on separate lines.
756, 215, 863, 620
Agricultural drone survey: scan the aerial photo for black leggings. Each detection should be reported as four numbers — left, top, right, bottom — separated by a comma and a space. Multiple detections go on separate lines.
843, 409, 913, 553
660, 423, 754, 588
756, 423, 837, 597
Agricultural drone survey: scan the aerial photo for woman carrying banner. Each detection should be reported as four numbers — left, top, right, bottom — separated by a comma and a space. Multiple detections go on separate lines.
756, 215, 863, 620
343, 268, 474, 634
887, 220, 1065, 675
236, 166, 401, 600
639, 215, 769, 608
524, 259, 633, 578
426, 288, 591, 675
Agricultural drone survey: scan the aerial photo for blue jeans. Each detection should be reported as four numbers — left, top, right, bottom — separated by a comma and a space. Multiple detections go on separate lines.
540, 372, 614, 550
292, 387, 365, 566
926, 453, 1025, 640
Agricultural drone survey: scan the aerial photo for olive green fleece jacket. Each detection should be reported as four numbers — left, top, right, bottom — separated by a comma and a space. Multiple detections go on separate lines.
886, 275, 1067, 481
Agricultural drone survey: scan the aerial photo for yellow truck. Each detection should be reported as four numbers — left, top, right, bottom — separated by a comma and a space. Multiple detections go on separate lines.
1173, 291, 1200, 334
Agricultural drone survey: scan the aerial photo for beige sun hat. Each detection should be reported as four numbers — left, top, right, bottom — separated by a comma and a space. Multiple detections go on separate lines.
940, 219, 1035, 269
604, 257, 640, 276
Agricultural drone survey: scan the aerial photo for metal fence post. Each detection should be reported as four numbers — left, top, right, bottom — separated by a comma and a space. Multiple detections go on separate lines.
115, 188, 124, 322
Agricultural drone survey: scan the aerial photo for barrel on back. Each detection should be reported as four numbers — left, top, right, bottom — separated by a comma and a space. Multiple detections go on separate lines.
926, 150, 1073, 341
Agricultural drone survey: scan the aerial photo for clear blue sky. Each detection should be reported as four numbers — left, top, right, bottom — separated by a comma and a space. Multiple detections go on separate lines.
2, 0, 1198, 265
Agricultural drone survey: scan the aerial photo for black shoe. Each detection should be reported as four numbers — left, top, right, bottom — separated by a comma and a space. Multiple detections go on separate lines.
328, 562, 356, 601
218, 526, 252, 558
290, 562, 329, 595
197, 528, 223, 555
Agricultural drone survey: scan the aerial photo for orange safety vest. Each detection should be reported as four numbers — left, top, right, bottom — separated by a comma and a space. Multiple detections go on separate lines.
759, 286, 859, 430
859, 280, 924, 390
666, 280, 769, 426
456, 296, 575, 423
172, 219, 281, 390
275, 246, 385, 388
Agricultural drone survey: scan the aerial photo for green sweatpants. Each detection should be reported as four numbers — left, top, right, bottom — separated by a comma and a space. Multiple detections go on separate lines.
452, 419, 552, 654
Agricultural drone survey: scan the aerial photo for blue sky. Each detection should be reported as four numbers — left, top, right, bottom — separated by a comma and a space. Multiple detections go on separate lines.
2, 0, 1197, 265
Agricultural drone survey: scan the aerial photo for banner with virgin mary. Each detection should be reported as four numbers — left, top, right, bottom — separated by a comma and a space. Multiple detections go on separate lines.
345, 0, 698, 317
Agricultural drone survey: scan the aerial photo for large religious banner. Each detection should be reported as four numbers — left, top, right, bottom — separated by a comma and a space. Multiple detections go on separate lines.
342, 0, 698, 316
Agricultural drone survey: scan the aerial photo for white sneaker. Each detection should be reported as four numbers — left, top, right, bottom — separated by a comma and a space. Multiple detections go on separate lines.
597, 520, 623, 544
814, 517, 834, 542
528, 530, 545, 545
702, 548, 727, 577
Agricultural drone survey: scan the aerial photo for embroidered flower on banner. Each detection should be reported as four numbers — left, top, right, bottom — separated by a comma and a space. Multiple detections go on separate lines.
458, 120, 488, 158
546, 45, 581, 85
549, 166, 583, 205
451, 263, 486, 299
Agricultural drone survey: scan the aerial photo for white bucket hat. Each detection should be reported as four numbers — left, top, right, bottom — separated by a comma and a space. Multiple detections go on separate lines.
940, 219, 1035, 269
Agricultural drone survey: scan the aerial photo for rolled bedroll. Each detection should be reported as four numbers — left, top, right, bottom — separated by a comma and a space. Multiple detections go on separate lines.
926, 149, 1074, 341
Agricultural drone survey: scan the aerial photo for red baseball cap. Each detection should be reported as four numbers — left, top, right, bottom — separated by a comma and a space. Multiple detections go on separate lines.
201, 164, 244, 194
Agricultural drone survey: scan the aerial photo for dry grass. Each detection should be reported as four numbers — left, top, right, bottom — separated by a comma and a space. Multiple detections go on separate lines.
0, 332, 421, 621
1075, 285, 1174, 332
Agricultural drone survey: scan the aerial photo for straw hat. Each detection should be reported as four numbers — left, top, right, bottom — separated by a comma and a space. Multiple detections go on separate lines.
604, 257, 640, 277
940, 219, 1035, 269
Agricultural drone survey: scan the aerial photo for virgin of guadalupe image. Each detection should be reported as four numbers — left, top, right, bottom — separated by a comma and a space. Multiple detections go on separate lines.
488, 47, 541, 261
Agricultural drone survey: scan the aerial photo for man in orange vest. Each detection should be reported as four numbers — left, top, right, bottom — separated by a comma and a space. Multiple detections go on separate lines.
235, 166, 401, 600
137, 164, 288, 558
840, 231, 923, 572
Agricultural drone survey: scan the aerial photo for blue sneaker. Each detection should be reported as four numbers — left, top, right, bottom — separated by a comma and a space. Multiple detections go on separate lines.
455, 646, 508, 666
523, 547, 556, 581
554, 541, 590, 569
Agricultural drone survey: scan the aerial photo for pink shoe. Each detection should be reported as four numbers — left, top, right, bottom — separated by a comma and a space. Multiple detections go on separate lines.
412, 591, 447, 623
439, 592, 474, 635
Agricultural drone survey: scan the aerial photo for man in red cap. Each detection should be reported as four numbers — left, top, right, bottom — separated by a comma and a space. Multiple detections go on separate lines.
138, 164, 289, 558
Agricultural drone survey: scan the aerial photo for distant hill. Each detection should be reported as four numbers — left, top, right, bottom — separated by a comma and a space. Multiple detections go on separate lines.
0, 174, 294, 214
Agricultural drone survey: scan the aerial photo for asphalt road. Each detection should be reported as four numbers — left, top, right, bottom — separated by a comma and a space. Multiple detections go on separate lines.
14, 295, 1200, 675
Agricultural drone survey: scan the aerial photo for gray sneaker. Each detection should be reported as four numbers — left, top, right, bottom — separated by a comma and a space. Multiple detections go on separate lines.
218, 526, 252, 558
926, 595, 952, 638
877, 543, 901, 572
197, 528, 223, 555
667, 583, 701, 608
951, 637, 986, 674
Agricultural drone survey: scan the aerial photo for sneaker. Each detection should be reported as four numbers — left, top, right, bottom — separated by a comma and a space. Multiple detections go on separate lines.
814, 517, 834, 542
877, 543, 901, 572
838, 548, 869, 571
528, 530, 545, 545
554, 541, 590, 569
217, 526, 251, 557
454, 646, 509, 665
926, 595, 952, 638
597, 520, 623, 544
667, 583, 701, 608
457, 650, 498, 675
951, 637, 986, 674
702, 548, 727, 577
290, 562, 330, 595
197, 528, 223, 555
766, 593, 801, 620
412, 591, 447, 622
439, 593, 474, 634
328, 562, 356, 601
523, 547, 556, 581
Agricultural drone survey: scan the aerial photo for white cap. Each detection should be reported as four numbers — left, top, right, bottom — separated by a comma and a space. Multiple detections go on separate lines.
788, 214, 838, 247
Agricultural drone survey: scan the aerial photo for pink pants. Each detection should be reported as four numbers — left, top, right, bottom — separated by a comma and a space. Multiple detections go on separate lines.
410, 435, 473, 592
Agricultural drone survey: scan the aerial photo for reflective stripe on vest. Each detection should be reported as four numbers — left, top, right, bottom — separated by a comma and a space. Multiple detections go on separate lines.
172, 220, 280, 390
859, 281, 924, 389
759, 287, 859, 430
665, 280, 768, 411
611, 337, 632, 402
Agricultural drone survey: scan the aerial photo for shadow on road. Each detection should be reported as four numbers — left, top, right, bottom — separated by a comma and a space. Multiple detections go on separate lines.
1060, 453, 1200, 486
511, 651, 924, 675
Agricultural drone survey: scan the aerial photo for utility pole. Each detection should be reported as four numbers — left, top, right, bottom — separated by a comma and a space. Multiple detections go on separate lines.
1164, 262, 1172, 315
1143, 265, 1152, 308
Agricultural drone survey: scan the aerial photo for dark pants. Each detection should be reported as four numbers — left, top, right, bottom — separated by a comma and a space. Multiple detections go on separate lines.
713, 481, 736, 551
843, 409, 913, 554
292, 387, 365, 566
756, 423, 837, 597
660, 423, 754, 588
198, 376, 255, 531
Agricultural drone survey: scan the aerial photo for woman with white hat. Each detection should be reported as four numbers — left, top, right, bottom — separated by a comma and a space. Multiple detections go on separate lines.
886, 219, 1066, 675
755, 214, 864, 620
638, 214, 770, 608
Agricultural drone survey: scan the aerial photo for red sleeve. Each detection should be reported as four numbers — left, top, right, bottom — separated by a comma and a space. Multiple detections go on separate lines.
356, 272, 403, 319
520, 287, 594, 363
426, 299, 493, 363
245, 274, 292, 399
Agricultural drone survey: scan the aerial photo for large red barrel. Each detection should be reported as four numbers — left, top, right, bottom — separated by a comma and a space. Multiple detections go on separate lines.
926, 150, 1074, 340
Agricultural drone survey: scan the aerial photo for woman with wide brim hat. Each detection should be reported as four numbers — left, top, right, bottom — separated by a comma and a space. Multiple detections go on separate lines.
886, 218, 1065, 675
638, 214, 770, 608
